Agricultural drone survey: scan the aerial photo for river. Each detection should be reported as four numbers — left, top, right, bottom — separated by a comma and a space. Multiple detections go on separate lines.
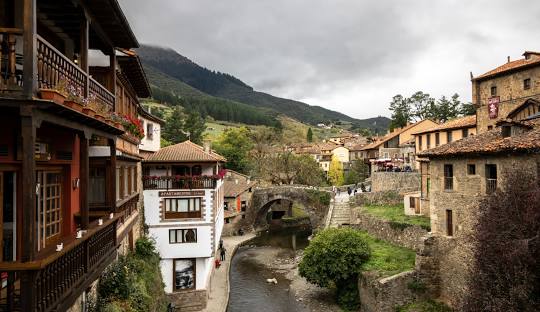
227, 229, 340, 312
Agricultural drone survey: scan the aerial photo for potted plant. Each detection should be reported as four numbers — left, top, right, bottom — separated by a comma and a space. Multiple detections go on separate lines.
63, 81, 84, 111
40, 77, 67, 104
82, 94, 97, 117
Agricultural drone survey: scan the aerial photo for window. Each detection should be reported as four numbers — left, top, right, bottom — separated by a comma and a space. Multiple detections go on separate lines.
444, 164, 453, 191
418, 136, 423, 150
89, 167, 106, 204
490, 86, 497, 96
173, 259, 195, 291
486, 164, 497, 194
192, 165, 202, 176
224, 201, 229, 211
118, 167, 125, 199
435, 133, 440, 146
462, 128, 469, 138
164, 198, 202, 219
447, 131, 453, 143
241, 201, 247, 212
426, 134, 431, 148
409, 197, 416, 208
446, 210, 453, 236
524, 78, 531, 90
147, 123, 154, 140
127, 167, 132, 195
169, 229, 197, 243
467, 164, 476, 175
487, 125, 493, 130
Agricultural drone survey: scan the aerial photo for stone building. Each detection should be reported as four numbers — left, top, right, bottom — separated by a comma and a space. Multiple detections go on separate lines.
472, 51, 540, 133
417, 115, 540, 308
223, 170, 256, 235
139, 106, 165, 159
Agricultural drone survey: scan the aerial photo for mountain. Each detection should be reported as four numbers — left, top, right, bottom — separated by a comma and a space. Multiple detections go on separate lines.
137, 45, 390, 133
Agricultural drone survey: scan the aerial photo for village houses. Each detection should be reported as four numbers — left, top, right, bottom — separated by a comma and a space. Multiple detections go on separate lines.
223, 170, 257, 235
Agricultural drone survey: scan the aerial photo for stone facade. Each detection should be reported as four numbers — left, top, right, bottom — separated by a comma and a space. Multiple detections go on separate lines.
370, 172, 420, 193
427, 154, 540, 308
168, 289, 208, 311
351, 191, 403, 207
350, 208, 429, 250
359, 271, 427, 312
473, 54, 540, 133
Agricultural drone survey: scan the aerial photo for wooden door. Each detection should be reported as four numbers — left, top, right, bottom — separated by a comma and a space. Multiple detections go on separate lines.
446, 209, 453, 236
36, 171, 63, 250
414, 198, 420, 214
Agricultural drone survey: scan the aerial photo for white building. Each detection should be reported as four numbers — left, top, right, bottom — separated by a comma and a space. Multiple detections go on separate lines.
142, 140, 226, 309
139, 107, 165, 159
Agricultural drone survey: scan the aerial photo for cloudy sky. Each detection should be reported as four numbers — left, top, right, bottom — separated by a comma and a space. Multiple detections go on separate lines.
118, 0, 540, 119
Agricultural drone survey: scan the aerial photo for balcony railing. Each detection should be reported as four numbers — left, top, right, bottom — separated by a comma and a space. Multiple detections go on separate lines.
444, 177, 453, 191
37, 35, 115, 110
143, 176, 218, 190
0, 32, 114, 111
0, 218, 118, 312
115, 193, 139, 224
486, 178, 497, 194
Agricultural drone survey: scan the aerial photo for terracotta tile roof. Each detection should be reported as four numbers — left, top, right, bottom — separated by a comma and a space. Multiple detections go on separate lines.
418, 118, 540, 158
473, 56, 540, 81
359, 122, 421, 151
413, 115, 476, 135
349, 143, 367, 151
144, 140, 226, 162
224, 179, 256, 198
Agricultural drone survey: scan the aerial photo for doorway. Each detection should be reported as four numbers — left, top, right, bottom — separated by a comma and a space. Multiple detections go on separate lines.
0, 172, 16, 262
36, 171, 63, 251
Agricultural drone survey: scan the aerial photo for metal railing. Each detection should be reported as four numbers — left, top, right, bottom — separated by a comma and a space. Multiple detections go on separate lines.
486, 178, 497, 194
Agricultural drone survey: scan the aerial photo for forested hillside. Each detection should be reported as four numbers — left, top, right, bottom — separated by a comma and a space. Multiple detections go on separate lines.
137, 45, 390, 132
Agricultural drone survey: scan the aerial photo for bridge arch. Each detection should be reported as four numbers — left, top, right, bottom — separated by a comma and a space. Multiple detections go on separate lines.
249, 186, 332, 229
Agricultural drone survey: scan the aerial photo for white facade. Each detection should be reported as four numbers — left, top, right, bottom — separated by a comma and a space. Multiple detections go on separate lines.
144, 164, 224, 294
139, 116, 161, 153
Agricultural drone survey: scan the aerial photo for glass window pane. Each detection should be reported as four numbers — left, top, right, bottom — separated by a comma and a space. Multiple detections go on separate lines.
193, 198, 200, 211
179, 199, 189, 212
169, 230, 176, 243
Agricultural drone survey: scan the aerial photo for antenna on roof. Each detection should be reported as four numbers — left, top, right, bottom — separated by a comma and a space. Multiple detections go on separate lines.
470, 71, 473, 80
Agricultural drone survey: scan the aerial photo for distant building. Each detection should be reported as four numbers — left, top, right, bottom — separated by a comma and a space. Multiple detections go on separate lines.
139, 106, 165, 159
143, 141, 226, 310
223, 170, 256, 235
472, 51, 540, 133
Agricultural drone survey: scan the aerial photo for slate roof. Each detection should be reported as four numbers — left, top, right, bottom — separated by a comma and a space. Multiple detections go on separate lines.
473, 53, 540, 81
418, 117, 540, 158
413, 115, 476, 135
144, 140, 226, 162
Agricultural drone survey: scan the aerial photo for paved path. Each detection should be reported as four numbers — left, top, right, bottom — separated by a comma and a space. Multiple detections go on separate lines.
202, 233, 256, 312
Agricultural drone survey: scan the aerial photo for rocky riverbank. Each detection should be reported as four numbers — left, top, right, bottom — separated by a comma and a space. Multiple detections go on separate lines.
247, 245, 342, 312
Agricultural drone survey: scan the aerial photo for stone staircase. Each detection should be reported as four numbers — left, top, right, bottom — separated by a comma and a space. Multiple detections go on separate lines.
328, 195, 352, 227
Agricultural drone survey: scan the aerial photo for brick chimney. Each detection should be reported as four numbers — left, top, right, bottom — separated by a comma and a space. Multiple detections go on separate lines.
203, 140, 211, 153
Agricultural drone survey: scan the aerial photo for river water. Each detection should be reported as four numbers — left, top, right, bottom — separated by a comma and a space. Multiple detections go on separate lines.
227, 230, 312, 312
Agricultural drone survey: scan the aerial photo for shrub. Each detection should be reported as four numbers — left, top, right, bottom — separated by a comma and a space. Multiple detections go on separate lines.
306, 189, 331, 206
299, 228, 371, 310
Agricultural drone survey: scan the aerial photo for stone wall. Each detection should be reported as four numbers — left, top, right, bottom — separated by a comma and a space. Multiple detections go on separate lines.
168, 289, 207, 312
350, 208, 428, 250
371, 172, 420, 193
359, 271, 427, 312
351, 191, 402, 207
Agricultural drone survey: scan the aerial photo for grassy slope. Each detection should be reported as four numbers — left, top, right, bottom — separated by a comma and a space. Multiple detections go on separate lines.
361, 204, 431, 230
360, 231, 416, 277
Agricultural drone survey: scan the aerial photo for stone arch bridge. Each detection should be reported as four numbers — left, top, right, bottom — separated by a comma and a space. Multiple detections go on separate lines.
248, 185, 333, 229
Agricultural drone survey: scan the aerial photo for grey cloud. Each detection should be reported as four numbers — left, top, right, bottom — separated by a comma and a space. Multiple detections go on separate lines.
118, 0, 540, 119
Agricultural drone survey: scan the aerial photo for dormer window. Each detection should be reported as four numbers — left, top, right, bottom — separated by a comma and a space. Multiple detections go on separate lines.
524, 78, 531, 90
490, 86, 497, 96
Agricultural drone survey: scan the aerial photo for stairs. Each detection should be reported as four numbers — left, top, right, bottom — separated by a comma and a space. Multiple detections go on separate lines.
328, 195, 352, 227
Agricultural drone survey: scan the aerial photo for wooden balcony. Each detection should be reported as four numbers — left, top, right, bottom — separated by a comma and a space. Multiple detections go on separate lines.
0, 30, 115, 112
0, 217, 119, 312
143, 176, 218, 190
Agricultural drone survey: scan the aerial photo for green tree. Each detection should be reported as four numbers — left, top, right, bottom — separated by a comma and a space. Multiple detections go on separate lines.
389, 94, 412, 130
299, 228, 371, 310
162, 106, 187, 144
350, 160, 370, 181
328, 155, 344, 186
307, 127, 313, 142
183, 110, 207, 144
460, 102, 476, 116
213, 127, 253, 173
257, 152, 327, 186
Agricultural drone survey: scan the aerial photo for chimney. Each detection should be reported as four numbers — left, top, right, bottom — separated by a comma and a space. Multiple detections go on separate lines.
507, 56, 511, 63
203, 140, 211, 153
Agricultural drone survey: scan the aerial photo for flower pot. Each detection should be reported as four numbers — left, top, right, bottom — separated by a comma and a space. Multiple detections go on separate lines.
94, 114, 105, 122
40, 89, 65, 104
63, 100, 83, 112
82, 107, 95, 117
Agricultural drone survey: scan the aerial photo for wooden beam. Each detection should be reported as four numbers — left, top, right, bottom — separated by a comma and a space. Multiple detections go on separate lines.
109, 138, 117, 210
80, 134, 89, 229
23, 0, 37, 98
80, 18, 89, 98
20, 108, 36, 262
109, 50, 117, 110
